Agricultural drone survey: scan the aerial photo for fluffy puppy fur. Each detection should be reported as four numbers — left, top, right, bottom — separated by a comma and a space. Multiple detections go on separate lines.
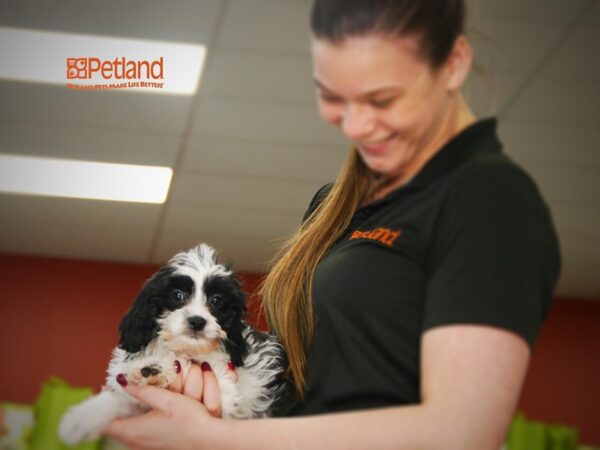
59, 244, 287, 445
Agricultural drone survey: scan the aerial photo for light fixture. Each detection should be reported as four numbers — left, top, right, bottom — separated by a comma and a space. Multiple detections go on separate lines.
0, 26, 206, 95
0, 154, 173, 204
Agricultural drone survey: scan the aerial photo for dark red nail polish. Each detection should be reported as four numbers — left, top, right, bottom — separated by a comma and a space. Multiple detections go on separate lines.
227, 360, 236, 371
174, 360, 181, 374
116, 373, 128, 387
200, 362, 212, 372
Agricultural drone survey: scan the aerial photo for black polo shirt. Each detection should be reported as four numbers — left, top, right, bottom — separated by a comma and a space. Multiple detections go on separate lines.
284, 118, 561, 416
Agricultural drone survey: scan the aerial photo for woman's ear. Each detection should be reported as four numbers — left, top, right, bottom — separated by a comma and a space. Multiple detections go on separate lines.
444, 35, 473, 91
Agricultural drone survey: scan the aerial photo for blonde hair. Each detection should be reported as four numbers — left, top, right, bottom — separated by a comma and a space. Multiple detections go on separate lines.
260, 148, 372, 396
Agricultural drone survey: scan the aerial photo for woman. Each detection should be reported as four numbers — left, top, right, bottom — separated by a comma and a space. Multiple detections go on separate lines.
106, 0, 560, 448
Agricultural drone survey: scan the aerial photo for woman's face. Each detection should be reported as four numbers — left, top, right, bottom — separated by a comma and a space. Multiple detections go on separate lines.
311, 34, 456, 181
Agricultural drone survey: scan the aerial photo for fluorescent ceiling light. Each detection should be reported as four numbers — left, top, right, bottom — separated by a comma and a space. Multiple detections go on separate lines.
0, 26, 206, 95
0, 154, 173, 204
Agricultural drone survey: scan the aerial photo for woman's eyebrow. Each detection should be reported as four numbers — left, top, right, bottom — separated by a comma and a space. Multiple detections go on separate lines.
313, 78, 335, 93
313, 78, 403, 98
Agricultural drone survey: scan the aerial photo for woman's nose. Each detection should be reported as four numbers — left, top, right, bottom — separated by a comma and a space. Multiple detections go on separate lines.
341, 104, 375, 141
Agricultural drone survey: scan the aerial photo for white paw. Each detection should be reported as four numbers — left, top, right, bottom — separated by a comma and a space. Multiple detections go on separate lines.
58, 400, 110, 445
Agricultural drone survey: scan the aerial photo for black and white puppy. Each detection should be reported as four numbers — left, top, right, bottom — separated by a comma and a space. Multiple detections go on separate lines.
59, 244, 287, 445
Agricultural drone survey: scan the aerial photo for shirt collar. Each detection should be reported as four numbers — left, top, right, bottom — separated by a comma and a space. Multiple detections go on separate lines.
363, 117, 502, 210
409, 117, 501, 189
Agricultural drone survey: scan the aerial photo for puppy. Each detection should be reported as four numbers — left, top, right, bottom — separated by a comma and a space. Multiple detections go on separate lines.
59, 244, 287, 445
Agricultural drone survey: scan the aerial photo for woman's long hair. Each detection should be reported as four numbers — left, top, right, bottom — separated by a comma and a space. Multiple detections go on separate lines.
260, 149, 370, 395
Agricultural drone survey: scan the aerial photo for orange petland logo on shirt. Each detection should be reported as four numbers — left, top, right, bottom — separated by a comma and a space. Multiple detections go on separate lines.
349, 228, 403, 247
66, 57, 164, 90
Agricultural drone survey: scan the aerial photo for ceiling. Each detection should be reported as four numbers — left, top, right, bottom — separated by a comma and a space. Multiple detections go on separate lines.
0, 0, 598, 299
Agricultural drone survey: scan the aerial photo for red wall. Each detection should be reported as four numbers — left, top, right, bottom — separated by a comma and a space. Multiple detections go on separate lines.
0, 253, 266, 399
518, 298, 600, 444
0, 253, 598, 444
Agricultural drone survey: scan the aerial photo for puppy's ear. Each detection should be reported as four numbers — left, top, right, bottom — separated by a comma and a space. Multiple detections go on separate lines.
225, 276, 250, 367
225, 323, 248, 367
118, 268, 169, 353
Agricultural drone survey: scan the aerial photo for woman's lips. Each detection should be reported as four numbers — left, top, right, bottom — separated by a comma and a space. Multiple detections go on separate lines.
359, 133, 397, 155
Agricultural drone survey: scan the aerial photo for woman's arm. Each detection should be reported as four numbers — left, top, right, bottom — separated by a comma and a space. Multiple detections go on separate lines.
106, 324, 529, 450
225, 324, 529, 450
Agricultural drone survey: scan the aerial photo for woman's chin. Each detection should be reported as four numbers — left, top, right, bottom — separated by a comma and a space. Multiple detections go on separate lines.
361, 157, 400, 177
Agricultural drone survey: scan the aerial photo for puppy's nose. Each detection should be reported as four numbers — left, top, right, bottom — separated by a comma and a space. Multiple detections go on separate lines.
187, 316, 207, 331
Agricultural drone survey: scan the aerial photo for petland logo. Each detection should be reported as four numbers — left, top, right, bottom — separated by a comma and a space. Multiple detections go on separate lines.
66, 57, 164, 91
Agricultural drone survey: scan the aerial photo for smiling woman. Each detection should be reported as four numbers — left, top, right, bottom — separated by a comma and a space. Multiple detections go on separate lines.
104, 1, 561, 449
311, 33, 474, 196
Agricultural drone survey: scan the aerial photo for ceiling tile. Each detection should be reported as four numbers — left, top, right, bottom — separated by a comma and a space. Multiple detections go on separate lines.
551, 202, 600, 239
471, 18, 569, 75
191, 97, 345, 146
0, 0, 223, 44
540, 22, 600, 80
0, 81, 192, 132
0, 120, 180, 166
555, 233, 600, 299
162, 204, 301, 242
524, 163, 600, 207
463, 73, 524, 118
169, 173, 320, 214
182, 136, 345, 182
503, 78, 600, 127
0, 0, 596, 300
591, 0, 600, 22
217, 0, 311, 54
0, 194, 163, 231
202, 49, 314, 104
500, 121, 600, 169
0, 221, 154, 263
153, 231, 278, 272
555, 259, 599, 299
468, 0, 588, 22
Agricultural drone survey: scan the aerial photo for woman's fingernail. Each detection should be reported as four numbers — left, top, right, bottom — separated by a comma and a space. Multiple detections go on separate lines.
227, 360, 236, 371
116, 373, 128, 387
174, 360, 181, 374
200, 361, 212, 372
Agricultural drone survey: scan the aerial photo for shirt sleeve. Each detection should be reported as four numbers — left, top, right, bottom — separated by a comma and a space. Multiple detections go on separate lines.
423, 162, 561, 348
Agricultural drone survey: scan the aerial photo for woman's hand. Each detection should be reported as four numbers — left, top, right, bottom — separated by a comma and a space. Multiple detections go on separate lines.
104, 362, 227, 449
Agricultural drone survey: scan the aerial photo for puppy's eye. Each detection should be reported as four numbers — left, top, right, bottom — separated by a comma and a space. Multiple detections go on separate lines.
208, 294, 224, 308
172, 289, 185, 302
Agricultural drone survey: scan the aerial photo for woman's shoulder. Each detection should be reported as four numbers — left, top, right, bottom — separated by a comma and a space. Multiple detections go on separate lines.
435, 148, 559, 257
449, 148, 545, 206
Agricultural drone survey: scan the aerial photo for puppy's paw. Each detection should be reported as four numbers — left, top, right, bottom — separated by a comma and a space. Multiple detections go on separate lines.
129, 360, 177, 388
139, 364, 170, 387
59, 401, 107, 445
